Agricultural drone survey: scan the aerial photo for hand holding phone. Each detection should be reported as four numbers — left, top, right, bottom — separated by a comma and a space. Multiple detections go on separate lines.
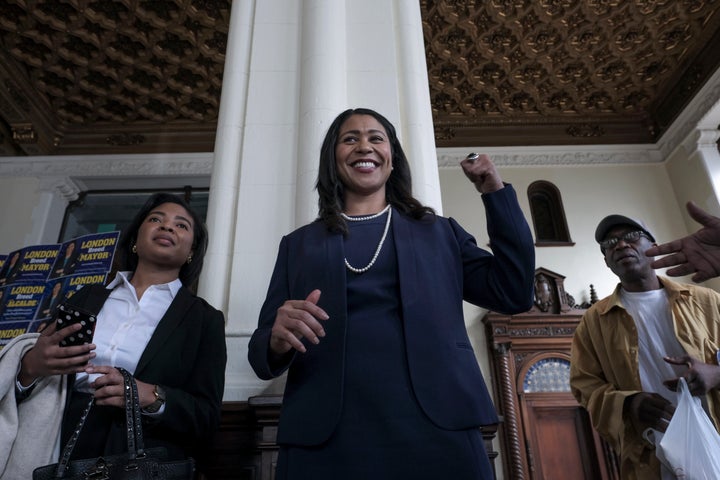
55, 303, 97, 347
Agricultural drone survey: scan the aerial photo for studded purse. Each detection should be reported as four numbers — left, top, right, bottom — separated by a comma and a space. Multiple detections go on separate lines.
32, 367, 194, 480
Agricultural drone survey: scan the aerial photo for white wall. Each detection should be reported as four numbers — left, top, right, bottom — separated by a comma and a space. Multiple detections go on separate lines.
0, 177, 41, 253
440, 162, 694, 303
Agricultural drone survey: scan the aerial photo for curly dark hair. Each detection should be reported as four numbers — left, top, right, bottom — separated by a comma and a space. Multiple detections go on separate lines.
315, 108, 435, 233
117, 192, 208, 287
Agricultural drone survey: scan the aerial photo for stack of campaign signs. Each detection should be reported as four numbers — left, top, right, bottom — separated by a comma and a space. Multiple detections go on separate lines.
0, 231, 119, 349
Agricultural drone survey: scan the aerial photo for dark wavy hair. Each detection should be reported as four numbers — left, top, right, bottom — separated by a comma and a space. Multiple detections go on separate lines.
315, 108, 435, 233
117, 192, 208, 287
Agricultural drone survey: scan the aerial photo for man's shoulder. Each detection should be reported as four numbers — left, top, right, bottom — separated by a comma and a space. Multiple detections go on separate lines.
584, 296, 611, 315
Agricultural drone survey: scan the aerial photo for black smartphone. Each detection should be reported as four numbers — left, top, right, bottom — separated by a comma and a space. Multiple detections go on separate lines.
55, 303, 97, 347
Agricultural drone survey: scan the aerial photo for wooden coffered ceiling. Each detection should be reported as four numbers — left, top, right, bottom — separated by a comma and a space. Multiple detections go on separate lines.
0, 0, 718, 157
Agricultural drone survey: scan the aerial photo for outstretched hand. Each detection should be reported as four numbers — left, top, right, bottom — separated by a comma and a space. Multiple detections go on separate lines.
460, 153, 504, 194
663, 354, 720, 396
18, 321, 96, 387
270, 289, 329, 355
646, 201, 720, 282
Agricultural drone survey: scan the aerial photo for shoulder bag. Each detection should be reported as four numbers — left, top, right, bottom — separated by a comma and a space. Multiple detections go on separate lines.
33, 367, 195, 479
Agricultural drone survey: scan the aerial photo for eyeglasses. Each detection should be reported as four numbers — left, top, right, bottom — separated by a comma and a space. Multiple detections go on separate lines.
600, 230, 649, 251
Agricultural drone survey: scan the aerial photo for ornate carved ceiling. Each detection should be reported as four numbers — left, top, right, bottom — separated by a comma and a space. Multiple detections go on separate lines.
423, 0, 720, 147
0, 0, 230, 156
0, 0, 718, 156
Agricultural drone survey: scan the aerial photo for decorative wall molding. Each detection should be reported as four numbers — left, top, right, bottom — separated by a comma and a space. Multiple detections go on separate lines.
0, 152, 214, 179
37, 176, 83, 202
658, 64, 720, 158
437, 146, 663, 168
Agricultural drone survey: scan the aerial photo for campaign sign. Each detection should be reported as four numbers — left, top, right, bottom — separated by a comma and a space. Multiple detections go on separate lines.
0, 249, 24, 287
0, 282, 46, 320
63, 272, 108, 300
34, 278, 69, 321
50, 231, 119, 279
0, 319, 31, 347
8, 245, 61, 285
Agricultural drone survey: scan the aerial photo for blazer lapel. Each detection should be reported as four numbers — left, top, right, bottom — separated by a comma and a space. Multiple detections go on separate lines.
134, 287, 195, 375
305, 222, 347, 318
393, 211, 418, 306
325, 228, 347, 317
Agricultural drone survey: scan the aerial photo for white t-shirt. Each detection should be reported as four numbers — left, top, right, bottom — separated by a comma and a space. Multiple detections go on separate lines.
621, 288, 687, 480
620, 288, 685, 406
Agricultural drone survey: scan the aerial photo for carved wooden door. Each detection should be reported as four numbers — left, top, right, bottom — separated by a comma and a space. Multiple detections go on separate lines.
483, 267, 619, 480
517, 354, 617, 479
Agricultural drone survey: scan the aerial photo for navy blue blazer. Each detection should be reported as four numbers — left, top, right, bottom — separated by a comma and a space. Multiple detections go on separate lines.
248, 185, 535, 446
63, 283, 227, 453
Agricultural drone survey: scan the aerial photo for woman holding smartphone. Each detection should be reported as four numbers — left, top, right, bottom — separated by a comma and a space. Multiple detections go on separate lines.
3, 193, 226, 478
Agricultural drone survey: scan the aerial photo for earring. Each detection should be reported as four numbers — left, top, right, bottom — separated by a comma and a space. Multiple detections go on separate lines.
132, 244, 137, 254
187, 253, 193, 264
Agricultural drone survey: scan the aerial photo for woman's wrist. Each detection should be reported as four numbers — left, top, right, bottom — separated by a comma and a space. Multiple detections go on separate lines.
18, 351, 40, 387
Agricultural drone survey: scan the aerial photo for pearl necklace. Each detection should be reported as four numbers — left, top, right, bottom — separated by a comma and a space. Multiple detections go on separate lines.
341, 205, 392, 274
340, 204, 391, 222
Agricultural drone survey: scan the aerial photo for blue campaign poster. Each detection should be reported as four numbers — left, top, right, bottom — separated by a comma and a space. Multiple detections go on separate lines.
0, 282, 47, 342
49, 231, 120, 280
63, 272, 108, 300
0, 231, 119, 349
34, 277, 69, 321
0, 249, 24, 287
6, 245, 61, 285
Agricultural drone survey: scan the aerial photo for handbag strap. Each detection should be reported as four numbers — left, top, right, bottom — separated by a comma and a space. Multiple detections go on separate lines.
119, 367, 146, 458
54, 368, 146, 477
55, 396, 95, 478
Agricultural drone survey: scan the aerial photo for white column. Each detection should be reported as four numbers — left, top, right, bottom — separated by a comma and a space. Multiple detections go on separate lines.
394, 0, 443, 213
295, 0, 347, 226
215, 0, 440, 400
344, 0, 442, 211
198, 0, 255, 311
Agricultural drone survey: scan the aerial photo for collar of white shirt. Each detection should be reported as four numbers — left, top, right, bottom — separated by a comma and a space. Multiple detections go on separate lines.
107, 271, 182, 298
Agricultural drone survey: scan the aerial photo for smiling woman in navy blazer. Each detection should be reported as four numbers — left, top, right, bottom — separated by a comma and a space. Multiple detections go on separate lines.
249, 108, 535, 480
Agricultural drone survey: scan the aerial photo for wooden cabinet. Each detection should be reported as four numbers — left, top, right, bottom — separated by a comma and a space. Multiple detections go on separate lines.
483, 268, 619, 480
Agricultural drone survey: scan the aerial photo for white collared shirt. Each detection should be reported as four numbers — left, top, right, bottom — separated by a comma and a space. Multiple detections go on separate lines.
74, 271, 181, 393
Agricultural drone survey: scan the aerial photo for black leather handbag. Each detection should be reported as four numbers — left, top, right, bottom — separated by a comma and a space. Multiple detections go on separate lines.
33, 368, 195, 480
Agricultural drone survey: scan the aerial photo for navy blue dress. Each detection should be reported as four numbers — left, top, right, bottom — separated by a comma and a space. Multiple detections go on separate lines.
276, 212, 493, 479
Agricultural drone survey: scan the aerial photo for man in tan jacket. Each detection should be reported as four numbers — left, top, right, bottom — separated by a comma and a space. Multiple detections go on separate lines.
570, 214, 720, 480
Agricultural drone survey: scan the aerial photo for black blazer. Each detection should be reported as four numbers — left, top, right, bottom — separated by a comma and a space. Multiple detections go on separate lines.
249, 185, 535, 446
63, 282, 227, 455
